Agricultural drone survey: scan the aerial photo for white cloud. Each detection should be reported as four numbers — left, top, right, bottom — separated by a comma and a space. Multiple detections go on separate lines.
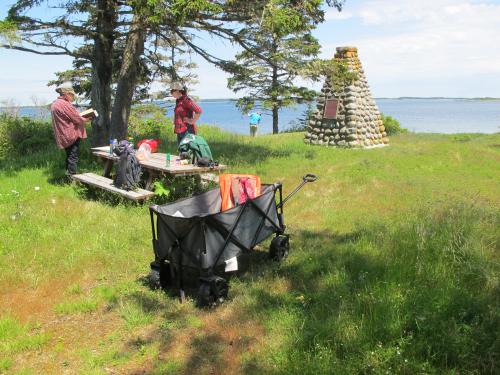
325, 9, 353, 20
189, 64, 237, 99
2, 0, 500, 103
321, 0, 500, 96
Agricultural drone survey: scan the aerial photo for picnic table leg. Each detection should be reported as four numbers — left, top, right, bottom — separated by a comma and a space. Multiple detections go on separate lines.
145, 170, 157, 190
103, 159, 114, 178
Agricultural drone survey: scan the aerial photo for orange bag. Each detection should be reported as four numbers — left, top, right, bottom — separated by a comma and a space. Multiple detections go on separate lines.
219, 174, 261, 211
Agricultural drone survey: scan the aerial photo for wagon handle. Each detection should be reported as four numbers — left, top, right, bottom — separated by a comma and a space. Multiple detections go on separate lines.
278, 173, 317, 209
303, 174, 317, 183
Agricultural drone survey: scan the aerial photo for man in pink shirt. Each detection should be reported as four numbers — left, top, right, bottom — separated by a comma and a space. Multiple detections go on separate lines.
50, 82, 90, 176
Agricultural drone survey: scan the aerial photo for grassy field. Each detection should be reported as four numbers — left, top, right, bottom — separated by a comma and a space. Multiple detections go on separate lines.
0, 122, 499, 374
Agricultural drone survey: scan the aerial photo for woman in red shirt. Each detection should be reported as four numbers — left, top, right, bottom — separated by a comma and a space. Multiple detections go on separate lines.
170, 82, 202, 145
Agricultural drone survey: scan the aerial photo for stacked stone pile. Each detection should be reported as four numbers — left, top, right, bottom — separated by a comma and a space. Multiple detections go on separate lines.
304, 46, 389, 148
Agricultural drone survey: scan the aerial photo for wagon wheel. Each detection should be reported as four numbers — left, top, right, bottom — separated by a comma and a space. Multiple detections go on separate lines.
159, 263, 172, 289
149, 261, 171, 290
149, 268, 161, 289
269, 235, 290, 261
197, 277, 229, 307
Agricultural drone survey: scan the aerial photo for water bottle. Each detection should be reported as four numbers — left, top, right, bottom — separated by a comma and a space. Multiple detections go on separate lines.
166, 152, 171, 166
109, 138, 113, 155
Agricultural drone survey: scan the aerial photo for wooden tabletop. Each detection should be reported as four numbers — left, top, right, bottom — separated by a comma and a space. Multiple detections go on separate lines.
91, 146, 226, 176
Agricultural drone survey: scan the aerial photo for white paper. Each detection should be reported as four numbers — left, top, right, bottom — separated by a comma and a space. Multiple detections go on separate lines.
225, 256, 238, 272
172, 210, 185, 218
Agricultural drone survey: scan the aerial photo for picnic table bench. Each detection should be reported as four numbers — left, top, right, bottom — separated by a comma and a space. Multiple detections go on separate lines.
72, 146, 226, 201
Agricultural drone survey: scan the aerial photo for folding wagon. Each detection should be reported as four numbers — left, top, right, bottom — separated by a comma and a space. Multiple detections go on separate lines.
148, 174, 317, 306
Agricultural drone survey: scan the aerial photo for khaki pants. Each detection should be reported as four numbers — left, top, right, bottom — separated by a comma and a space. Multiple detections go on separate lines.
250, 125, 258, 137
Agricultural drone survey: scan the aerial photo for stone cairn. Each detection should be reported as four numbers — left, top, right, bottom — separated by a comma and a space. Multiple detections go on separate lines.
304, 46, 389, 148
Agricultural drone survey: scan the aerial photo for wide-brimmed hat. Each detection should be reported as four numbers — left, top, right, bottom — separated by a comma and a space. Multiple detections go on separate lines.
169, 82, 185, 92
55, 82, 76, 95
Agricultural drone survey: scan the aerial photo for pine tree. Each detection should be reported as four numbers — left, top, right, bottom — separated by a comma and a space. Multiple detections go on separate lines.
1, 0, 345, 142
228, 0, 344, 134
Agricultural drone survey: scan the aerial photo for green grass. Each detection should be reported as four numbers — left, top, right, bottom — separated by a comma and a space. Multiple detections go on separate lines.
0, 117, 499, 374
0, 316, 51, 371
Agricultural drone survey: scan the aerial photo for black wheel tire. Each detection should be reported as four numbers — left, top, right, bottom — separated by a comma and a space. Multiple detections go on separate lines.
149, 268, 161, 289
197, 282, 214, 307
269, 235, 290, 261
213, 277, 229, 304
159, 263, 171, 289
197, 277, 229, 308
149, 262, 171, 290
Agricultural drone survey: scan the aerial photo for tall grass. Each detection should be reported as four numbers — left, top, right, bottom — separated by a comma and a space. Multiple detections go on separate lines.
0, 114, 499, 374
238, 201, 498, 374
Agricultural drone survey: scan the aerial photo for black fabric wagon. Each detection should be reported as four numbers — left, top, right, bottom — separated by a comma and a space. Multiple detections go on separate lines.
148, 174, 316, 306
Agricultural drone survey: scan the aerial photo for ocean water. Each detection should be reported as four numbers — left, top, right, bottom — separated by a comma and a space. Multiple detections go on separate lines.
10, 98, 500, 134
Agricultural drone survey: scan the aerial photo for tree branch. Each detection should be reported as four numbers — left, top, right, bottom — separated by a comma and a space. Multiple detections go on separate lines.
1, 44, 68, 55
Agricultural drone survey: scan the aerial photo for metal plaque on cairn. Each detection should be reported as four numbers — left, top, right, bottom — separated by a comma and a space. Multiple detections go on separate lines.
323, 99, 339, 119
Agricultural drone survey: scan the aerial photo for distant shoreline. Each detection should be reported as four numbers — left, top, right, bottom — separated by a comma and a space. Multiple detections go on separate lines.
173, 97, 500, 102
2, 96, 500, 109
374, 97, 500, 101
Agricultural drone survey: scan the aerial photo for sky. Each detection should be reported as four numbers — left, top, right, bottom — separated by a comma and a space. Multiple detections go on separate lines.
1, 0, 500, 105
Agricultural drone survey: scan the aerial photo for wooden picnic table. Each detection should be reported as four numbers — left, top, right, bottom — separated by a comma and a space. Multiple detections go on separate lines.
72, 146, 226, 201
91, 145, 226, 189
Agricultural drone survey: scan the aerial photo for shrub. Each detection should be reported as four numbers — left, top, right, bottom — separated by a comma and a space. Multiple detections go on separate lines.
281, 103, 314, 133
381, 113, 407, 136
128, 104, 170, 139
0, 114, 54, 160
151, 175, 216, 205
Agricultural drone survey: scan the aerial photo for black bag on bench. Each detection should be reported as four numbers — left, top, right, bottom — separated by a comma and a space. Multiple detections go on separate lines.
113, 140, 142, 190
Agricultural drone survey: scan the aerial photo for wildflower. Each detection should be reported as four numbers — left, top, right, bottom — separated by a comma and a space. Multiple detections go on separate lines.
34, 186, 40, 191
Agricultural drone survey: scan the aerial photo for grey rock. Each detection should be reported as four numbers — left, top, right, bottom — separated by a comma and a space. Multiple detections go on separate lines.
347, 134, 357, 141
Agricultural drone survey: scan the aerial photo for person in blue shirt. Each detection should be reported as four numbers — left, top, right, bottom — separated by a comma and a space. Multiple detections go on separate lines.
248, 112, 262, 137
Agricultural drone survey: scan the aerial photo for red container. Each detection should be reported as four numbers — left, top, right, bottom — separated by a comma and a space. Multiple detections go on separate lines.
136, 139, 160, 153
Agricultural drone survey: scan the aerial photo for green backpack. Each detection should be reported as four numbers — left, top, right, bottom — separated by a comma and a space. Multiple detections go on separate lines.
178, 134, 213, 162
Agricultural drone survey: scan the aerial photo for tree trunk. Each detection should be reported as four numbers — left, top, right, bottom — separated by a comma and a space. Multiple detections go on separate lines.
110, 12, 146, 139
272, 105, 279, 134
272, 64, 279, 134
90, 0, 116, 146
